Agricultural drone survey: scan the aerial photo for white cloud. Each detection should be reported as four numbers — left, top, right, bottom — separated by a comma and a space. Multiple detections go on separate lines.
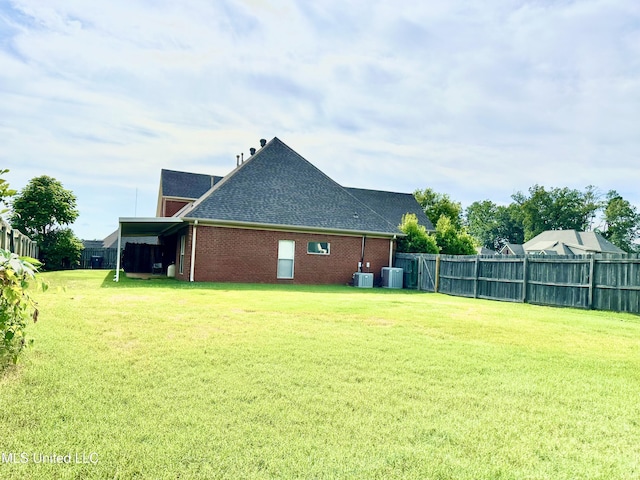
1, 0, 639, 239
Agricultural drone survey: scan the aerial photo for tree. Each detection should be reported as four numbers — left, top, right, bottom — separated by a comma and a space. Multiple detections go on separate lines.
465, 201, 524, 250
600, 191, 640, 253
396, 213, 438, 254
0, 169, 17, 213
414, 188, 463, 230
39, 228, 84, 270
10, 176, 82, 270
435, 216, 476, 255
512, 185, 599, 241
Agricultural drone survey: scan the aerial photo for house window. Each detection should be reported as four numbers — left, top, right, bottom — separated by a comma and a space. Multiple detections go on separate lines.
179, 235, 186, 275
277, 240, 295, 279
307, 242, 330, 255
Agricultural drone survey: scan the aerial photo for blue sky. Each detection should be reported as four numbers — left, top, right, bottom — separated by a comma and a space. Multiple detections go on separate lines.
1, 0, 639, 240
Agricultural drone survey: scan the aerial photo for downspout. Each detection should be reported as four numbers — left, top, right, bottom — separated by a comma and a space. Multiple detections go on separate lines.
115, 223, 122, 282
360, 235, 366, 272
189, 220, 198, 282
389, 235, 396, 267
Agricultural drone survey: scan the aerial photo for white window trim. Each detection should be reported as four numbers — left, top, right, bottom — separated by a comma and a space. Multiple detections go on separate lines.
277, 240, 295, 279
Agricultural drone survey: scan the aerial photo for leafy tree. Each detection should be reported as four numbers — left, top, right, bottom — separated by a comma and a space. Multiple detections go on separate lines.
39, 228, 84, 270
600, 191, 640, 253
512, 185, 599, 241
10, 176, 82, 270
465, 201, 524, 250
435, 216, 476, 255
414, 188, 463, 230
10, 176, 79, 238
397, 213, 438, 254
0, 169, 17, 213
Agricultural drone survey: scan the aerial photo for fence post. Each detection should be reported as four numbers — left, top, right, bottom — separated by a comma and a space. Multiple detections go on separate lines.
522, 256, 528, 304
473, 256, 480, 298
588, 255, 595, 310
417, 255, 423, 291
435, 254, 440, 293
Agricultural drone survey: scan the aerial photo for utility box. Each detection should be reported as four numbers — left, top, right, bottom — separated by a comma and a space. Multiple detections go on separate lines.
381, 267, 403, 288
353, 272, 374, 288
91, 256, 104, 269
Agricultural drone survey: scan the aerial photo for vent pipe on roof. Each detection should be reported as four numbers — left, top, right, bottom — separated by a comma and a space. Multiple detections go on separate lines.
241, 152, 244, 163
250, 147, 256, 156
236, 154, 240, 167
260, 138, 267, 147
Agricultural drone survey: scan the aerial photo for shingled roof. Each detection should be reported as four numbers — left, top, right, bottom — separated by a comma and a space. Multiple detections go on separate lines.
523, 230, 625, 255
160, 169, 223, 199
346, 187, 434, 231
182, 137, 407, 236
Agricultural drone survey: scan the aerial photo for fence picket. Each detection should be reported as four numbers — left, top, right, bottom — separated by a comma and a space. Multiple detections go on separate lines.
396, 252, 640, 314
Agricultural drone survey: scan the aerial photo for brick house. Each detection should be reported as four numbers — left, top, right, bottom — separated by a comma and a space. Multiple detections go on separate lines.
116, 137, 432, 285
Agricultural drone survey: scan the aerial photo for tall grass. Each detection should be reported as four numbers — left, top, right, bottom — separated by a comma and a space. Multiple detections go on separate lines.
1, 270, 639, 479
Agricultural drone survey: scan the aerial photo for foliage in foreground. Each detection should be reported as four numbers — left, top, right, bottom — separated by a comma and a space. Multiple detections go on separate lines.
0, 249, 42, 370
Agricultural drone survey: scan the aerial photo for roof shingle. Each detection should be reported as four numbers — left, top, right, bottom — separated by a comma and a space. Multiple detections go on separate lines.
183, 138, 406, 235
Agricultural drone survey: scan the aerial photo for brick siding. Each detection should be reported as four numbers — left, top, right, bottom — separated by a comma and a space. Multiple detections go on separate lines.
173, 225, 392, 284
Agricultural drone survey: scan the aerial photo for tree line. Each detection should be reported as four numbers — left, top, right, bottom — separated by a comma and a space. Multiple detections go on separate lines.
399, 186, 640, 255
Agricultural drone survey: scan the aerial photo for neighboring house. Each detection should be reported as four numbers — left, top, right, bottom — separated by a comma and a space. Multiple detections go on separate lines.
117, 137, 433, 284
499, 230, 625, 256
499, 243, 525, 255
476, 246, 496, 255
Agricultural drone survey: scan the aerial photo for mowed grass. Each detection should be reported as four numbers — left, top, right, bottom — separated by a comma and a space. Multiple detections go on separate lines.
1, 270, 640, 479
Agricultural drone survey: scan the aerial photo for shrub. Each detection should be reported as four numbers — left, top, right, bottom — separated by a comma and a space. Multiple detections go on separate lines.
0, 249, 43, 370
397, 213, 439, 253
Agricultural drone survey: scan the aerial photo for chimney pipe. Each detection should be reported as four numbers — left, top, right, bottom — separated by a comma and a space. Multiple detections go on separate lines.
260, 138, 267, 147
250, 147, 256, 156
241, 152, 244, 163
236, 154, 240, 167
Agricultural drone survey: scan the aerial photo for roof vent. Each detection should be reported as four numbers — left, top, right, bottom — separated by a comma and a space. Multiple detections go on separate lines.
250, 147, 256, 156
260, 138, 267, 147
236, 154, 240, 167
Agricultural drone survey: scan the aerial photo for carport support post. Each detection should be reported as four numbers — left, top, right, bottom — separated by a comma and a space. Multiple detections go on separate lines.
189, 220, 198, 282
115, 224, 122, 282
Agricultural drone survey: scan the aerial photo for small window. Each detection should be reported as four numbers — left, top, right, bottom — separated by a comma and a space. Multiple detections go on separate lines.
307, 242, 330, 255
277, 240, 295, 279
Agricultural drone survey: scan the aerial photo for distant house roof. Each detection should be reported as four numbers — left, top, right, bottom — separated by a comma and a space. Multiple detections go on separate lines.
82, 240, 104, 249
346, 187, 434, 231
160, 169, 223, 199
500, 243, 525, 255
181, 137, 410, 236
476, 246, 496, 255
523, 230, 625, 255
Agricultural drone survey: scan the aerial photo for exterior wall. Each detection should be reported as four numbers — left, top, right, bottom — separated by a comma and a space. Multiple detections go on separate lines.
175, 225, 392, 285
163, 199, 191, 217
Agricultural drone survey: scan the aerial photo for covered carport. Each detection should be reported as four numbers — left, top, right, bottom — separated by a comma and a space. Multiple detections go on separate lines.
115, 217, 184, 282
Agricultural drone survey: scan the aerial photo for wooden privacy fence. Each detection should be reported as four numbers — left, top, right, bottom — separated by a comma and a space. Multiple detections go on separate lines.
79, 247, 119, 270
394, 253, 640, 314
0, 219, 38, 258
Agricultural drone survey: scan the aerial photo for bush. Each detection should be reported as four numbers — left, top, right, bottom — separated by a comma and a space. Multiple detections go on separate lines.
397, 213, 439, 253
0, 249, 42, 370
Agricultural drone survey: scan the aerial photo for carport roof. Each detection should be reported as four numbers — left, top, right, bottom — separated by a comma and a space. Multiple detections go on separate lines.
118, 217, 184, 237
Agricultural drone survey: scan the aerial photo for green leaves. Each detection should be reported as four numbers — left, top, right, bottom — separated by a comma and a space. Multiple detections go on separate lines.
0, 248, 42, 371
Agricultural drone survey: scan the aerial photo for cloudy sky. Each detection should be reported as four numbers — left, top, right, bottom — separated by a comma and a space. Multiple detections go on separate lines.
1, 0, 639, 240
